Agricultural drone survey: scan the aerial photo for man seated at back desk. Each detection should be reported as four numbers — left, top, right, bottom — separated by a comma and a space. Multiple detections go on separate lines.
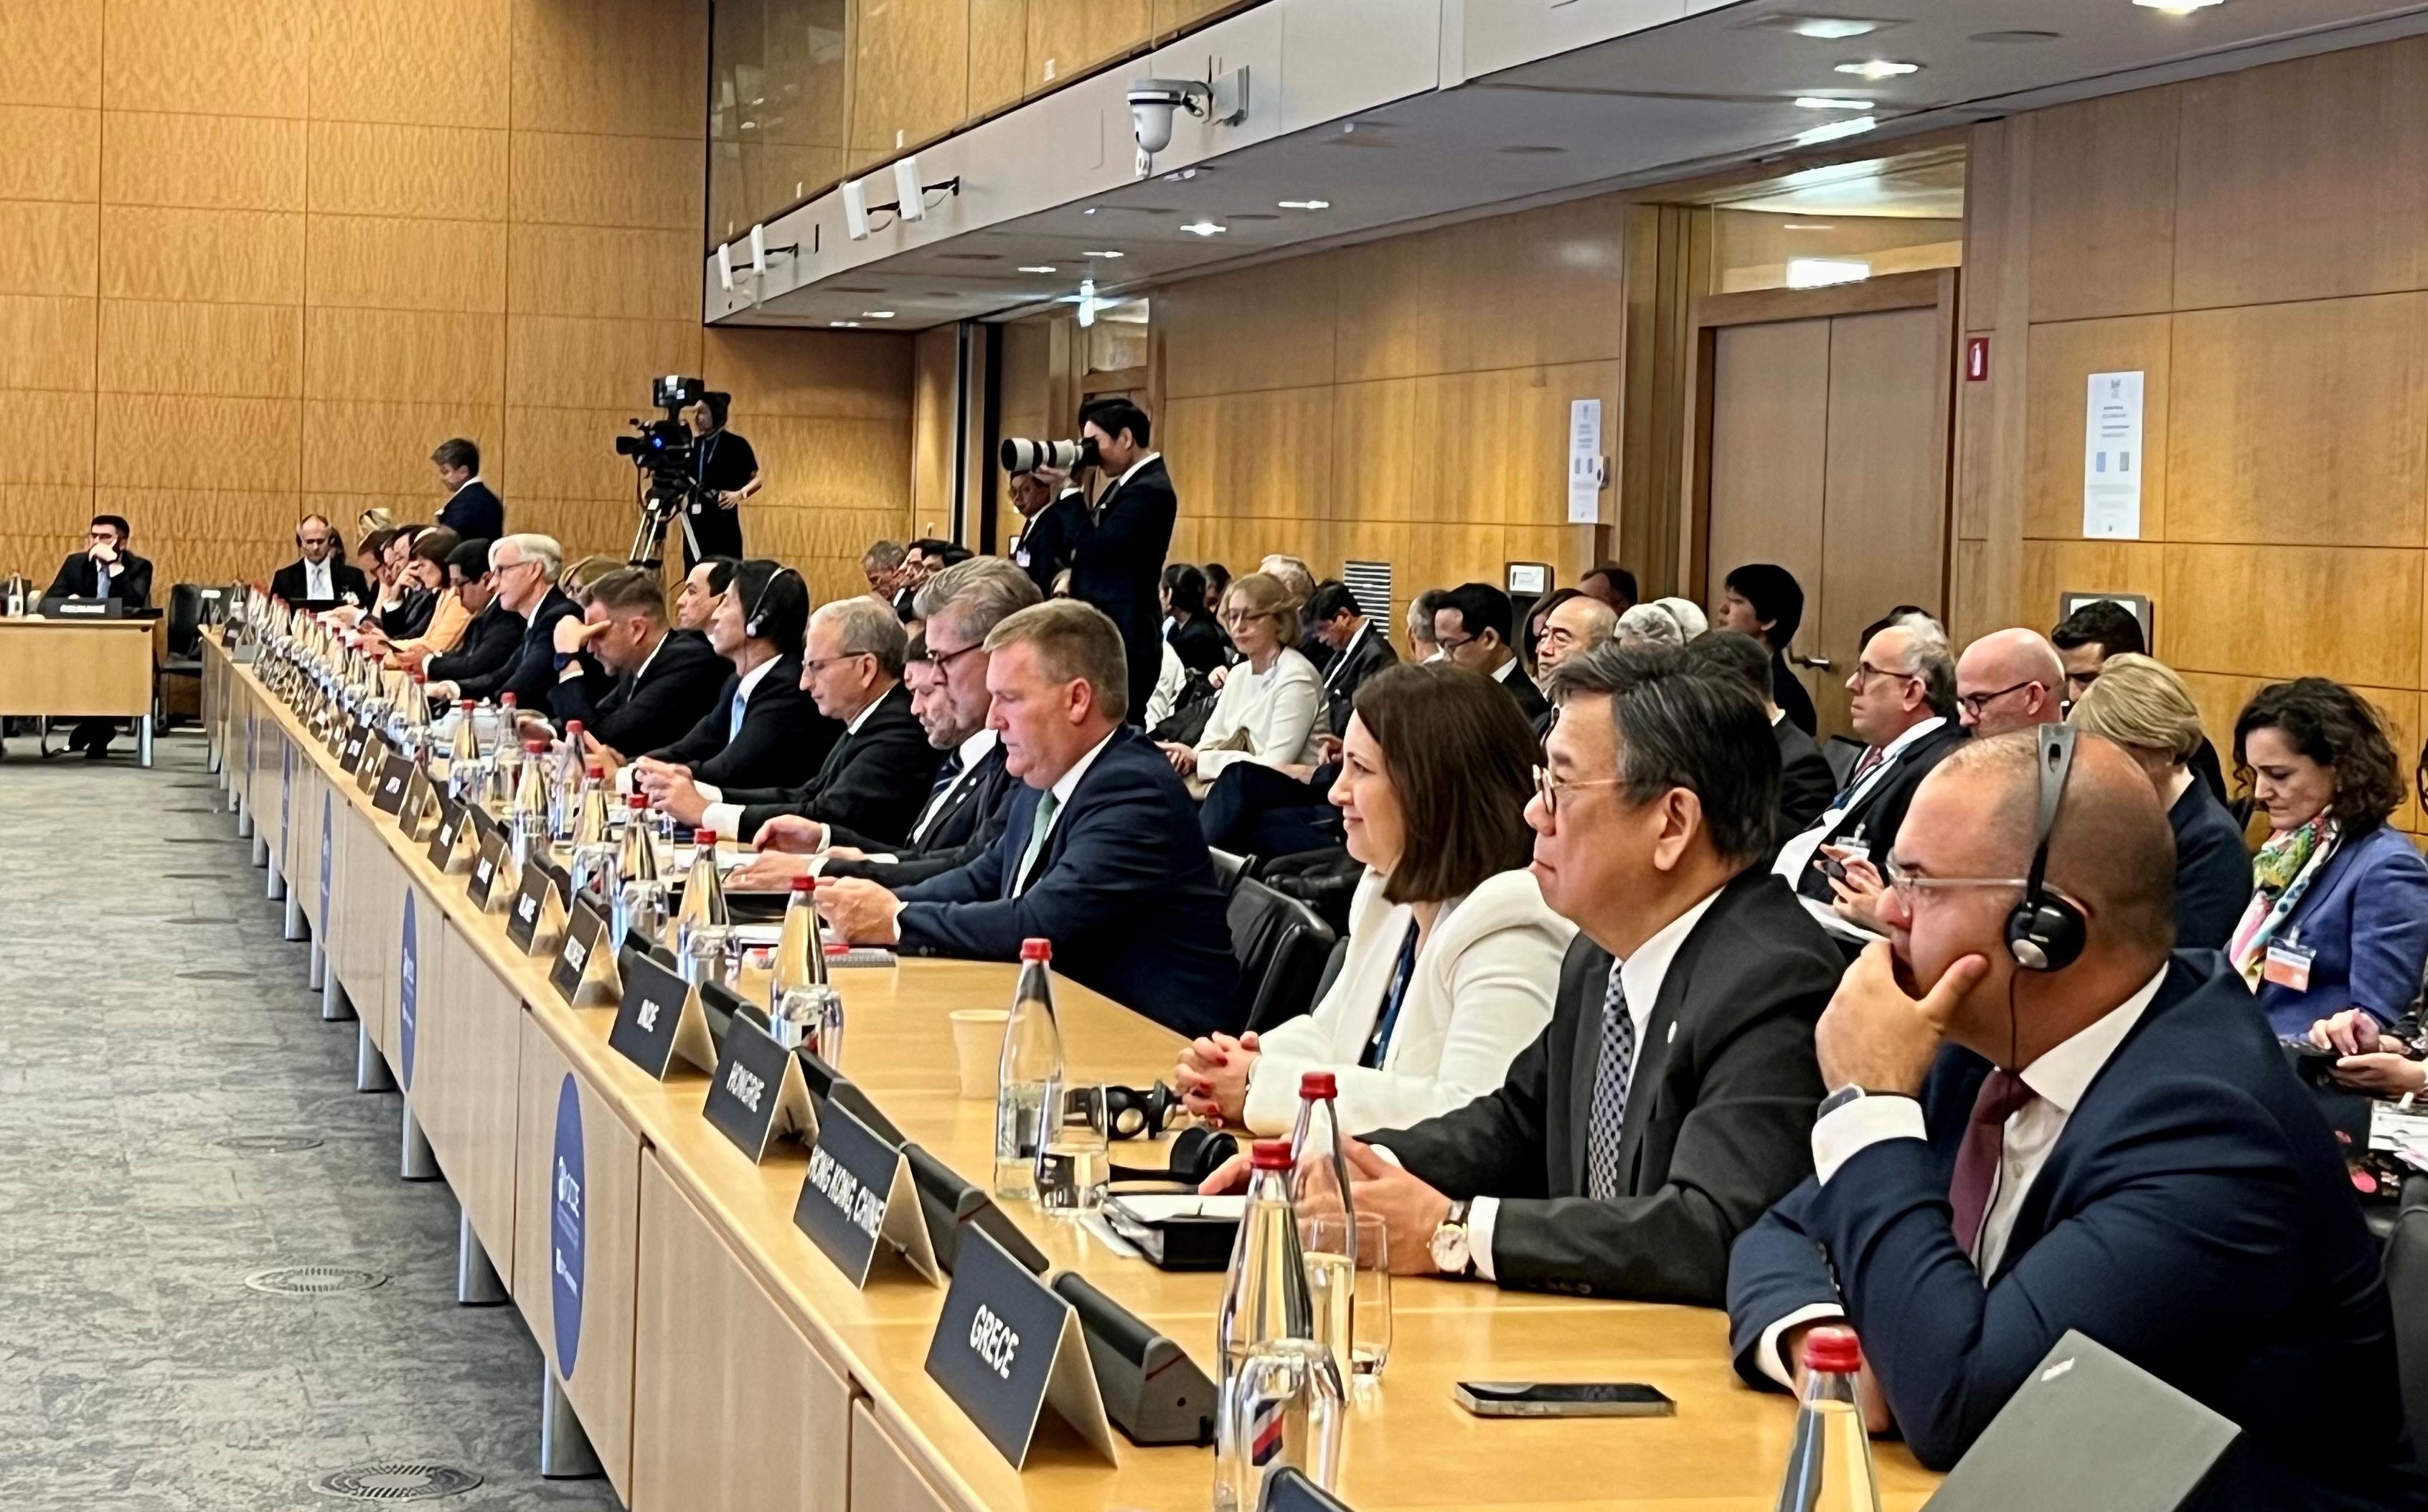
1204, 644, 1843, 1305
1727, 730, 2427, 1512
270, 514, 370, 613
44, 512, 156, 757
730, 557, 1037, 890
817, 600, 1241, 1037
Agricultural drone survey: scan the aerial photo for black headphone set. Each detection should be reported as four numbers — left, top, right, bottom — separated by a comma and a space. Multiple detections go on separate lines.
2003, 723, 2086, 973
743, 564, 795, 641
1108, 1126, 1240, 1189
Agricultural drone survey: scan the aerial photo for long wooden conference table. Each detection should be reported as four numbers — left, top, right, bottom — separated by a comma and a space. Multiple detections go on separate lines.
202, 632, 1939, 1512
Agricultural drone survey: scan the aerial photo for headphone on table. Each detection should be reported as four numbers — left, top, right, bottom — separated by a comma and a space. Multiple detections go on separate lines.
1105, 1080, 1183, 1141
743, 564, 795, 641
2003, 722, 2086, 973
1108, 1125, 1241, 1189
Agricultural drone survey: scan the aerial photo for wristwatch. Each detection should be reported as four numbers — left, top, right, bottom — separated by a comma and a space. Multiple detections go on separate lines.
1429, 1199, 1476, 1278
1818, 1085, 1872, 1119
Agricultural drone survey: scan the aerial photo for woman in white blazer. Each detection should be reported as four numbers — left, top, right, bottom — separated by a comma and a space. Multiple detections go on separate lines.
1174, 662, 1571, 1135
1159, 571, 1324, 785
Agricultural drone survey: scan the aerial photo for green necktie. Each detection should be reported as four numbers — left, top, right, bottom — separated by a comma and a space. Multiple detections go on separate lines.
1010, 790, 1060, 898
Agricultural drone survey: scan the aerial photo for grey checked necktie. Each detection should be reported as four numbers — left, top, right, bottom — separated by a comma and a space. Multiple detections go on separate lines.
1584, 964, 1634, 1201
1007, 789, 1060, 899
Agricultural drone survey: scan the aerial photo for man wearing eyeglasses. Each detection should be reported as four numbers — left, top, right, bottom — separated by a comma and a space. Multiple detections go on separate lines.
422, 534, 577, 711
1727, 732, 2425, 1512
1952, 628, 2066, 738
1205, 644, 1843, 1306
653, 595, 937, 848
1773, 614, 1969, 935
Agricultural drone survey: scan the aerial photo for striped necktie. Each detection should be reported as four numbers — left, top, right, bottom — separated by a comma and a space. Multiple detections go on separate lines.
1830, 745, 1886, 810
910, 752, 964, 844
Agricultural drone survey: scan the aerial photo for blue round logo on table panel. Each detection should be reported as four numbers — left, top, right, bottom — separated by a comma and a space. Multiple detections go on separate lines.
319, 794, 332, 937
399, 893, 418, 1091
551, 1074, 586, 1379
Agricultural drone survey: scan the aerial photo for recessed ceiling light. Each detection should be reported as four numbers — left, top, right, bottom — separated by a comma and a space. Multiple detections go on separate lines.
1083, 207, 1099, 215
1782, 222, 1837, 230
1794, 114, 1878, 146
1789, 17, 1883, 39
1018, 265, 1058, 273
1794, 95, 1873, 110
1277, 199, 1331, 210
829, 320, 862, 327
1787, 257, 1871, 288
1180, 220, 1227, 237
1835, 58, 1920, 77
1083, 249, 1124, 258
2133, 0, 2222, 11
860, 310, 895, 318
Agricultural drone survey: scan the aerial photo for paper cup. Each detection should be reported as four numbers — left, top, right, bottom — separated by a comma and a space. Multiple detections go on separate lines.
949, 1009, 1008, 1100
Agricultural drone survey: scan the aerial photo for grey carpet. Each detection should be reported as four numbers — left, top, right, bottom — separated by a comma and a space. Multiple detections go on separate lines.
0, 731, 622, 1511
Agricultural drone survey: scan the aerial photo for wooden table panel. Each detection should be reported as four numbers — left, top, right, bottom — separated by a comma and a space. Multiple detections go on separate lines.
850, 1401, 956, 1512
0, 618, 153, 717
413, 909, 522, 1276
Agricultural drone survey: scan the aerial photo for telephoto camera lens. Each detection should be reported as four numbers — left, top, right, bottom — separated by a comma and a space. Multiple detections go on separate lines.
999, 436, 1096, 473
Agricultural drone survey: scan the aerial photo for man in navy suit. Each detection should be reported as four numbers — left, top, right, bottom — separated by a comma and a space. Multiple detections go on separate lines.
1727, 730, 2425, 1512
817, 599, 1238, 1036
432, 438, 503, 543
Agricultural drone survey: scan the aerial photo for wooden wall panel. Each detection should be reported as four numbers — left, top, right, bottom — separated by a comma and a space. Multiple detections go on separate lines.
307, 123, 511, 218
310, 0, 513, 128
101, 112, 306, 210
306, 402, 509, 496
98, 300, 304, 397
2022, 314, 2170, 542
0, 106, 102, 202
512, 0, 707, 139
969, 0, 1030, 118
2163, 544, 2421, 690
508, 227, 697, 321
506, 316, 702, 408
1026, 0, 1151, 90
0, 394, 99, 483
1, 1, 102, 108
306, 309, 508, 405
101, 207, 302, 303
309, 217, 508, 314
2025, 91, 2176, 324
510, 131, 703, 230
0, 296, 99, 391
499, 407, 652, 503
1333, 199, 1628, 383
0, 202, 99, 299
1159, 262, 1338, 400
103, 0, 309, 117
1161, 388, 1334, 524
852, 0, 971, 156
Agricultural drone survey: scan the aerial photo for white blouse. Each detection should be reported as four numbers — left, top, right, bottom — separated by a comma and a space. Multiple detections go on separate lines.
1193, 645, 1326, 781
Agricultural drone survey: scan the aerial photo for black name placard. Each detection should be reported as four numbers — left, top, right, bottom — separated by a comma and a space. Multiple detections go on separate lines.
425, 794, 469, 871
1261, 1468, 1355, 1512
397, 765, 436, 837
465, 802, 503, 851
792, 1097, 939, 1287
703, 1017, 816, 1164
338, 719, 370, 775
924, 1227, 1118, 1470
505, 861, 568, 955
371, 752, 413, 816
549, 899, 615, 1006
466, 830, 509, 911
606, 952, 712, 1079
326, 712, 353, 758
353, 735, 388, 794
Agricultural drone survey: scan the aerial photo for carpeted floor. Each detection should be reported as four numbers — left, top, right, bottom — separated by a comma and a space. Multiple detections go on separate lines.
0, 729, 623, 1511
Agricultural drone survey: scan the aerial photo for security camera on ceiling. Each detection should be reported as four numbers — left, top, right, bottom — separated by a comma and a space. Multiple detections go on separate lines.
1128, 67, 1248, 156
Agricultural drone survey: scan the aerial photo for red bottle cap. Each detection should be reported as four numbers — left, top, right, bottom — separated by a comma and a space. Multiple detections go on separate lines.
628, 793, 649, 808
458, 699, 476, 711
1299, 1072, 1337, 1100
524, 739, 548, 754
567, 720, 583, 732
1250, 1140, 1294, 1171
791, 875, 816, 892
586, 765, 604, 779
1020, 937, 1052, 963
695, 831, 717, 845
1801, 1328, 1863, 1376
501, 692, 517, 707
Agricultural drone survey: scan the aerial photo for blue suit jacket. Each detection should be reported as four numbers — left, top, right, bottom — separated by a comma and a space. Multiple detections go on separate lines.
894, 727, 1239, 1036
1726, 953, 2424, 1512
2256, 823, 2428, 1036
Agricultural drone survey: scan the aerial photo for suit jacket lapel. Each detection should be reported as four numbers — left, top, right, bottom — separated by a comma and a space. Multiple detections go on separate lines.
1565, 946, 1610, 1196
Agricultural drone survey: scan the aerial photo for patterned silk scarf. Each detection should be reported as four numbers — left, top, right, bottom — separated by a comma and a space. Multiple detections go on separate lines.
2228, 816, 2338, 987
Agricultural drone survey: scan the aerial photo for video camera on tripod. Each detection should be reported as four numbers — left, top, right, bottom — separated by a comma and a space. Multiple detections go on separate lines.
616, 374, 705, 566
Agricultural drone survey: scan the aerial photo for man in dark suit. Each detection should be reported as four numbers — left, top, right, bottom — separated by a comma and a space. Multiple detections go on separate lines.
394, 539, 514, 685
1242, 645, 1839, 1304
538, 567, 725, 762
1728, 732, 2427, 1512
734, 557, 1040, 892
651, 595, 937, 846
1689, 631, 1835, 837
423, 534, 577, 710
1008, 471, 1081, 598
1715, 563, 1817, 738
1772, 613, 1967, 932
2051, 597, 2231, 803
1436, 582, 1552, 740
269, 514, 370, 612
47, 513, 155, 755
621, 559, 835, 798
1309, 581, 1397, 737
1061, 398, 1175, 726
432, 438, 503, 543
818, 600, 1239, 1036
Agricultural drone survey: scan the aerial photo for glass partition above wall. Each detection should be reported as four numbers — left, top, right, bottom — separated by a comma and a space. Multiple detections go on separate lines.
1704, 148, 1965, 294
709, 0, 1262, 250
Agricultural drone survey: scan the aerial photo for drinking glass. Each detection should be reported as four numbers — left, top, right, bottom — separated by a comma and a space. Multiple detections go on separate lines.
1300, 1211, 1392, 1379
1213, 1336, 1345, 1512
1034, 1082, 1111, 1215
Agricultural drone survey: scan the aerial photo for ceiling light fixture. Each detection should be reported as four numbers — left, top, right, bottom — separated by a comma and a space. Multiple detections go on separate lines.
1787, 257, 1871, 288
1794, 95, 1873, 110
1789, 17, 1883, 38
1277, 199, 1331, 210
829, 319, 863, 327
1793, 114, 1878, 146
1019, 265, 1058, 273
1083, 249, 1124, 258
860, 310, 895, 318
1835, 58, 1919, 77
1078, 278, 1098, 329
1180, 220, 1227, 237
2132, 0, 2222, 11
1083, 207, 1099, 215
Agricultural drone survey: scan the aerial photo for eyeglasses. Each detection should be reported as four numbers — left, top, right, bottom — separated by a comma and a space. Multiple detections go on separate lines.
1436, 633, 1477, 654
802, 651, 872, 676
1532, 765, 1626, 816
1852, 661, 1919, 686
1957, 680, 2043, 719
1878, 857, 2031, 903
928, 641, 984, 674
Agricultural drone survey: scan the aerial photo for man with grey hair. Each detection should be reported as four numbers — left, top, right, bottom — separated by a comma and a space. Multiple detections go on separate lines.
862, 538, 913, 618
739, 557, 1040, 887
657, 595, 939, 846
1771, 611, 1967, 935
424, 532, 576, 709
817, 599, 1240, 1035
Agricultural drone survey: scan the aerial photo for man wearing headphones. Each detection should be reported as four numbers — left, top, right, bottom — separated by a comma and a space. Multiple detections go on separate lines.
609, 559, 835, 796
1727, 729, 2424, 1512
269, 515, 370, 611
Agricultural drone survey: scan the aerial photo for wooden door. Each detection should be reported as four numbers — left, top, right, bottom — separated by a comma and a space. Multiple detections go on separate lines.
1693, 270, 1956, 740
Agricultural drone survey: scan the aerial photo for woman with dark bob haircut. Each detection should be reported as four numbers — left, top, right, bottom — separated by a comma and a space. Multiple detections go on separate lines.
1172, 663, 1575, 1135
2229, 678, 2428, 1044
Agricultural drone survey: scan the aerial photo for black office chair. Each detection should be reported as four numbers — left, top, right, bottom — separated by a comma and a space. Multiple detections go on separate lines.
2380, 1178, 2428, 1468
155, 583, 213, 729
1208, 848, 1257, 895
1226, 878, 1338, 1034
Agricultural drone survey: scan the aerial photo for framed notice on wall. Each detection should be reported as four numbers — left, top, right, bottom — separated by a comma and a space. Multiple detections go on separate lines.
2083, 372, 2145, 540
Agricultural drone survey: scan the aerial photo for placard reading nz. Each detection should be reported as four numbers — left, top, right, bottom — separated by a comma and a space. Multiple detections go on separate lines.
425, 794, 468, 872
466, 831, 509, 912
791, 1096, 938, 1287
924, 1227, 1117, 1469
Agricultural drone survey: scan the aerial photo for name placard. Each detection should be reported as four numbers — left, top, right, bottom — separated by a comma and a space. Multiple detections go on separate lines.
506, 862, 568, 955
1261, 1468, 1355, 1512
467, 830, 509, 912
397, 766, 436, 838
606, 953, 715, 1079
465, 802, 503, 852
353, 735, 389, 794
792, 1097, 940, 1287
371, 752, 413, 816
923, 1227, 1118, 1470
425, 795, 469, 873
549, 899, 616, 1006
327, 712, 353, 759
338, 720, 370, 775
703, 1017, 816, 1164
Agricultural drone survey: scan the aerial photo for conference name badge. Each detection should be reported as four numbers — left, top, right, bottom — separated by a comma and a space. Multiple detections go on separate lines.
2264, 940, 2315, 992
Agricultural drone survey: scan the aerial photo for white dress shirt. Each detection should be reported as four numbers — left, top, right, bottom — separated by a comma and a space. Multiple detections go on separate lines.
1144, 638, 1187, 730
910, 727, 997, 846
1104, 451, 1162, 500
700, 682, 883, 837
1321, 621, 1372, 692
305, 557, 334, 602
1465, 887, 1725, 1280
1192, 646, 1325, 781
617, 653, 777, 795
1755, 965, 2168, 1386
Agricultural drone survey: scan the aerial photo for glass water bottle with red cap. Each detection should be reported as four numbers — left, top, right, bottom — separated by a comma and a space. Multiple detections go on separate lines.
446, 697, 481, 801
993, 938, 1064, 1200
1774, 1327, 1883, 1512
509, 738, 552, 868
1288, 1071, 1359, 1374
1213, 1139, 1343, 1512
548, 720, 585, 842
769, 877, 844, 1060
674, 831, 731, 986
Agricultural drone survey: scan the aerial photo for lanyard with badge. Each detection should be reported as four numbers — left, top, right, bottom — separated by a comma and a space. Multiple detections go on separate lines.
2264, 926, 2316, 992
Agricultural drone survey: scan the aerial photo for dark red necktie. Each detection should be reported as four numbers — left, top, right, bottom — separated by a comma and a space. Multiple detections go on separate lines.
1949, 1069, 2038, 1260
